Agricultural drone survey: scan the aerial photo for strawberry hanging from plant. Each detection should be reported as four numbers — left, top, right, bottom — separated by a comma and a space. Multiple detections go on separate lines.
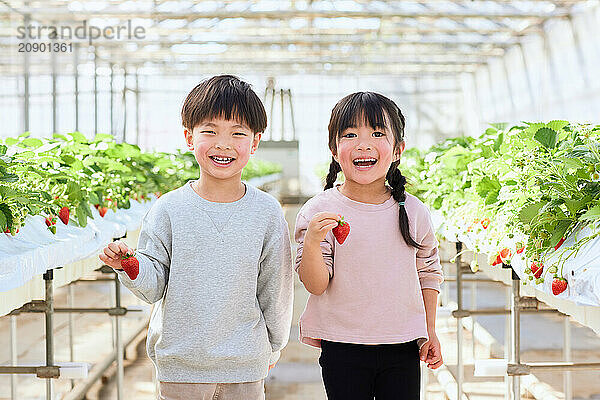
332, 215, 350, 245
45, 215, 57, 234
59, 206, 70, 225
552, 277, 568, 296
120, 252, 139, 280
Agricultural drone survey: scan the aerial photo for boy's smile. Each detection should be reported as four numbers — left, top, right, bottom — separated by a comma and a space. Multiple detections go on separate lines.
184, 117, 261, 182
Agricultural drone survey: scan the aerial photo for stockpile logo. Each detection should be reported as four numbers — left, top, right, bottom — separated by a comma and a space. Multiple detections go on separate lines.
16, 20, 146, 53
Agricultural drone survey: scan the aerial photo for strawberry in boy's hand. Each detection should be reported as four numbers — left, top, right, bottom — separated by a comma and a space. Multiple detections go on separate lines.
121, 252, 140, 280
332, 215, 350, 245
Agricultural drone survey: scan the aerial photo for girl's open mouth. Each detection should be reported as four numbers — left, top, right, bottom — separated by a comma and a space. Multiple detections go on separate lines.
353, 157, 377, 170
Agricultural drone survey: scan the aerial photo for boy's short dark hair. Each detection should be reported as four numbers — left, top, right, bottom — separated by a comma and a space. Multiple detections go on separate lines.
181, 75, 267, 134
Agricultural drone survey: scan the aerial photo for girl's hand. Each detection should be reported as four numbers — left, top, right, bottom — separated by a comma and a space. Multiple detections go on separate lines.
419, 333, 443, 369
98, 240, 133, 271
305, 212, 340, 244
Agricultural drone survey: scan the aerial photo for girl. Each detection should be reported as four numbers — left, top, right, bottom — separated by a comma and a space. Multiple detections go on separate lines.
294, 92, 444, 400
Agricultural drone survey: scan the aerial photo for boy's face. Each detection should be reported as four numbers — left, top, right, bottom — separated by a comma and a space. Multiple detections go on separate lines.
184, 117, 261, 182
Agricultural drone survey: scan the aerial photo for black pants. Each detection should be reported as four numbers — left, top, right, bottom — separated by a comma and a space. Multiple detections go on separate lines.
319, 339, 421, 400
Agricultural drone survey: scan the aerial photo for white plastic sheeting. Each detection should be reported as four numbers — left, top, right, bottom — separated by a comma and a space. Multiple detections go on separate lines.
0, 197, 156, 293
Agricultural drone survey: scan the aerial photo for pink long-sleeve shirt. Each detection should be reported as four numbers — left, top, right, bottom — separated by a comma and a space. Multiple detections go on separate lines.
294, 185, 444, 348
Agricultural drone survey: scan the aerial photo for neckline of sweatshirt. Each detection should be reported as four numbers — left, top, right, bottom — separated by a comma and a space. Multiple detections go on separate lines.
330, 184, 397, 212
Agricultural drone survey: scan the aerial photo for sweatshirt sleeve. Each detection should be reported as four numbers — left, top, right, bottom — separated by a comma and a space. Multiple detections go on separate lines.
116, 201, 172, 304
293, 211, 334, 278
416, 208, 444, 292
257, 212, 294, 366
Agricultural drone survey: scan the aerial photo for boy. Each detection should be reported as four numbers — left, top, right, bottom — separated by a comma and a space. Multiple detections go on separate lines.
98, 75, 294, 400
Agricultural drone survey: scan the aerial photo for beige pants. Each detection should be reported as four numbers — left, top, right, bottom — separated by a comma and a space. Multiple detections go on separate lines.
159, 380, 265, 400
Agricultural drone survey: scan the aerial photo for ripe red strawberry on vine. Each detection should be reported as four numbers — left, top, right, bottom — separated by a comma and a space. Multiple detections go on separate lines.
552, 277, 567, 295
45, 215, 57, 234
59, 206, 70, 225
530, 261, 543, 279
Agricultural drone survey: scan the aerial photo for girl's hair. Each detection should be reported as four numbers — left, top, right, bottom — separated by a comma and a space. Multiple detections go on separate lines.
324, 92, 423, 250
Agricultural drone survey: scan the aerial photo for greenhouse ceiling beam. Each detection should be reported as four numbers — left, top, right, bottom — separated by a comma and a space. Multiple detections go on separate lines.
0, 8, 569, 20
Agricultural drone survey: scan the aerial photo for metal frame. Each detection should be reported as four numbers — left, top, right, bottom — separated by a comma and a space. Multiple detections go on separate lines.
449, 241, 600, 400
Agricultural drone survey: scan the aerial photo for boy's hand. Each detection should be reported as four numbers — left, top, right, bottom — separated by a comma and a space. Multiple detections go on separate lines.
98, 240, 133, 270
305, 212, 340, 244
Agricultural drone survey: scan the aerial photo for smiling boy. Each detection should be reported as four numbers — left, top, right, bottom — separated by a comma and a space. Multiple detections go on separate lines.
99, 75, 293, 400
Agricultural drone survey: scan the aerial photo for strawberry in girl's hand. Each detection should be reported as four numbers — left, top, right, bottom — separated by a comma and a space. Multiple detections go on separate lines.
552, 277, 568, 295
99, 207, 108, 217
120, 252, 139, 280
59, 206, 70, 225
45, 215, 57, 234
332, 215, 350, 245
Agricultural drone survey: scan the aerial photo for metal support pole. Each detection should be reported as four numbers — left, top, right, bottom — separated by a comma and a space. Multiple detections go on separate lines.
51, 23, 58, 134
505, 285, 511, 398
541, 25, 564, 110
510, 270, 521, 400
135, 70, 140, 145
471, 279, 477, 360
268, 85, 275, 140
115, 275, 124, 400
43, 270, 54, 400
74, 44, 79, 132
68, 284, 75, 390
94, 48, 99, 135
110, 63, 114, 135
564, 316, 572, 400
23, 12, 30, 132
516, 43, 537, 116
280, 88, 285, 141
122, 66, 128, 143
567, 16, 590, 87
10, 315, 17, 400
456, 241, 464, 400
485, 63, 498, 121
287, 89, 296, 140
501, 56, 516, 120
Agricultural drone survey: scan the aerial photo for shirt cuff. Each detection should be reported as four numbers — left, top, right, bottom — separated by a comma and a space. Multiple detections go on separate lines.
419, 278, 441, 293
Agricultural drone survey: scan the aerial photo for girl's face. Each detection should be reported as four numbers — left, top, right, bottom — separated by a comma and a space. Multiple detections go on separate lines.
333, 118, 404, 186
184, 117, 261, 182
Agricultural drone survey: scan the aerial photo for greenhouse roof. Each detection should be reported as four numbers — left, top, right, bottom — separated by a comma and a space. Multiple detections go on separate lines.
0, 0, 595, 76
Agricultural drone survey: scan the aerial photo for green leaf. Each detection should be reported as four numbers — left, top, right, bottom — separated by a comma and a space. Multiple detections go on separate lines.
493, 132, 504, 152
52, 133, 69, 141
490, 122, 508, 131
534, 127, 558, 149
68, 132, 88, 143
75, 203, 88, 227
0, 203, 13, 230
519, 201, 547, 224
0, 173, 19, 183
0, 145, 7, 156
549, 219, 571, 248
4, 138, 18, 146
21, 138, 43, 148
547, 120, 569, 132
580, 206, 600, 221
61, 155, 77, 165
476, 175, 501, 198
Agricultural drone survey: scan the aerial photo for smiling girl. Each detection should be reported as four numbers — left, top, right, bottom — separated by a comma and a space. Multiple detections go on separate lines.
294, 92, 444, 400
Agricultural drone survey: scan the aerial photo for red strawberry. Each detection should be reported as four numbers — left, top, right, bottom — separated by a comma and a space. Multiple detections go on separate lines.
530, 261, 543, 279
120, 253, 139, 280
99, 207, 108, 217
45, 215, 57, 234
94, 204, 100, 210
332, 215, 350, 245
481, 218, 490, 229
491, 253, 502, 266
516, 242, 525, 254
499, 248, 512, 264
554, 237, 565, 250
552, 277, 568, 295
59, 206, 70, 225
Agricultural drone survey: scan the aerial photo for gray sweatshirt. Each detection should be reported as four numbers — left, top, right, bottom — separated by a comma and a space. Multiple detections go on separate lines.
116, 180, 294, 383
